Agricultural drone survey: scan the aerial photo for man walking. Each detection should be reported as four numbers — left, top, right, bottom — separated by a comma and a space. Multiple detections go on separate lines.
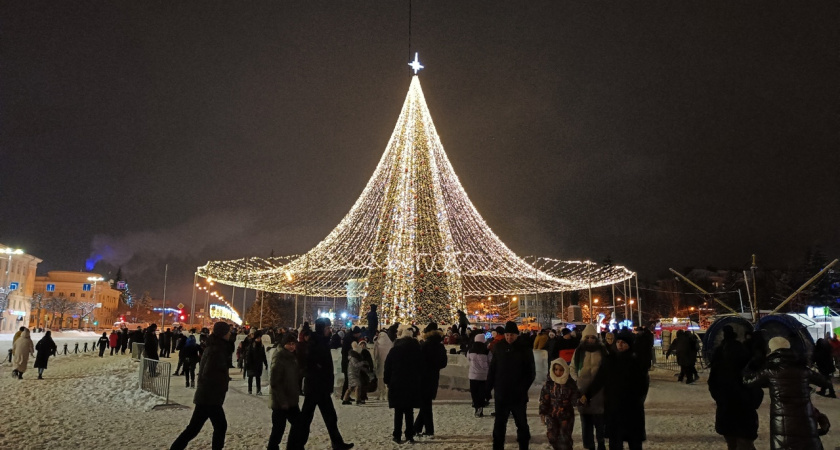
487, 321, 536, 450
144, 324, 160, 376
267, 334, 301, 450
288, 318, 354, 450
170, 322, 232, 450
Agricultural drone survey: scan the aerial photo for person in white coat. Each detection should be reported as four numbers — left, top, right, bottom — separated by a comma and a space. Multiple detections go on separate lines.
12, 328, 35, 379
373, 329, 394, 400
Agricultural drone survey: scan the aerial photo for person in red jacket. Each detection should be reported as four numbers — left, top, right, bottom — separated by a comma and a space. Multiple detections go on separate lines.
108, 330, 119, 356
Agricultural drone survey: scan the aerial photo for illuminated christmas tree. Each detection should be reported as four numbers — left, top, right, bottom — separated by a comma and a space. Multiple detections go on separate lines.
199, 57, 633, 325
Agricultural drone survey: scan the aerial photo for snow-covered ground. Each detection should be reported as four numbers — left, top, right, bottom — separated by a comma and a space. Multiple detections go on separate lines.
0, 340, 838, 449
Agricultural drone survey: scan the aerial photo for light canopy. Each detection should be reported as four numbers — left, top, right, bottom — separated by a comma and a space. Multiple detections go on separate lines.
198, 76, 634, 324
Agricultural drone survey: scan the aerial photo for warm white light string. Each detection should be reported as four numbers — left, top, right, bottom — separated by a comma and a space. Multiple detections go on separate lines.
198, 77, 634, 324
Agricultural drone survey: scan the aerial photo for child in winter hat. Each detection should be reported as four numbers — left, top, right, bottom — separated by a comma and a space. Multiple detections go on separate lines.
539, 358, 580, 449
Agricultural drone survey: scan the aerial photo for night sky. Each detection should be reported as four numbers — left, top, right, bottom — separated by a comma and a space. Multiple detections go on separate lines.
3, 2, 838, 312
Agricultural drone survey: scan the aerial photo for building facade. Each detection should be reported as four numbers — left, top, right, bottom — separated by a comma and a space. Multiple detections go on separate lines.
31, 271, 121, 330
0, 245, 42, 332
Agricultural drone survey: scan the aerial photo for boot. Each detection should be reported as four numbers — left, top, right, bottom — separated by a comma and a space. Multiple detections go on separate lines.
478, 407, 484, 417
475, 407, 479, 417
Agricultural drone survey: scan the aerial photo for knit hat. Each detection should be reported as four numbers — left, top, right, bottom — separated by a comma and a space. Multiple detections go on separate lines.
548, 331, 556, 338
561, 328, 571, 336
581, 324, 597, 338
504, 321, 519, 335
495, 326, 505, 335
352, 326, 361, 334
281, 334, 297, 346
351, 341, 360, 352
424, 322, 439, 333
767, 336, 790, 354
474, 333, 486, 343
615, 330, 635, 348
549, 358, 571, 385
212, 321, 230, 336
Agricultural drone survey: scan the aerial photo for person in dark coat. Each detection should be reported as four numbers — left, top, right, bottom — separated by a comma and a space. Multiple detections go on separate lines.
707, 325, 763, 450
633, 327, 655, 372
287, 318, 354, 450
144, 324, 160, 376
667, 329, 698, 383
173, 331, 189, 375
487, 321, 537, 450
267, 334, 300, 450
413, 322, 448, 438
744, 336, 832, 450
366, 304, 379, 340
584, 330, 649, 450
180, 335, 201, 388
97, 332, 109, 357
170, 322, 232, 450
385, 324, 423, 444
813, 337, 837, 397
245, 333, 268, 395
33, 330, 57, 380
457, 309, 470, 337
119, 327, 129, 354
160, 327, 172, 358
128, 326, 143, 353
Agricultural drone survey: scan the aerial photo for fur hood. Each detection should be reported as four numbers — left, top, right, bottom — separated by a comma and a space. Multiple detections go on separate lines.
396, 324, 415, 339
423, 329, 444, 342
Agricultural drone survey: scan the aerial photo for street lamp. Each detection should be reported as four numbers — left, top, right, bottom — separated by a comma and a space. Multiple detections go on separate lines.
509, 296, 518, 320
87, 276, 104, 330
2, 248, 24, 331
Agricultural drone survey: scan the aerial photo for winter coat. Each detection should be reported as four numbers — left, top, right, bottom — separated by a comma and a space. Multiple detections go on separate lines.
668, 332, 698, 367
160, 330, 172, 350
744, 348, 832, 450
303, 327, 335, 396
366, 310, 379, 337
180, 339, 201, 368
34, 335, 57, 369
143, 329, 159, 360
633, 328, 655, 370
571, 343, 607, 414
418, 330, 448, 400
12, 330, 34, 373
108, 332, 119, 348
467, 343, 491, 381
539, 378, 580, 420
708, 337, 763, 440
557, 337, 577, 363
486, 337, 536, 406
586, 348, 649, 444
341, 331, 358, 371
373, 333, 393, 379
193, 334, 231, 406
347, 350, 373, 388
487, 334, 504, 353
98, 335, 109, 349
245, 342, 268, 377
813, 339, 835, 375
384, 336, 423, 409
269, 347, 300, 410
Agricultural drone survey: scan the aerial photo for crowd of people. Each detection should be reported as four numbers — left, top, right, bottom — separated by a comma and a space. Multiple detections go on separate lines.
8, 304, 839, 450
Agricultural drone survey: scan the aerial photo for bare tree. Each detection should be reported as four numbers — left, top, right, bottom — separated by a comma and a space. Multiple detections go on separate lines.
29, 293, 46, 329
75, 302, 97, 329
47, 297, 74, 329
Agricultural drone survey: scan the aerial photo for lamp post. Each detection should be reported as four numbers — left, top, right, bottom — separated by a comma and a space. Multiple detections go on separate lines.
509, 296, 518, 321
87, 276, 104, 331
2, 248, 24, 331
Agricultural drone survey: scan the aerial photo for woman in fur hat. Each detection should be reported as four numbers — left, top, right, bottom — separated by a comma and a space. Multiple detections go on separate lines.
570, 324, 607, 450
540, 358, 580, 450
373, 329, 394, 401
468, 333, 492, 417
342, 341, 374, 405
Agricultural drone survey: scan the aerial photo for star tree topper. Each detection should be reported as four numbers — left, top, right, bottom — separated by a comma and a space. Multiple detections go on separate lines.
408, 52, 424, 74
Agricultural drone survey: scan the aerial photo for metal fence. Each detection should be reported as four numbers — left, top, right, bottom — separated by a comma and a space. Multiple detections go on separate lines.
653, 346, 706, 372
131, 342, 145, 361
139, 356, 171, 404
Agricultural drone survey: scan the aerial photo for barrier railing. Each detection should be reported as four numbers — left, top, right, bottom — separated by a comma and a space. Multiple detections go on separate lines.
139, 356, 171, 404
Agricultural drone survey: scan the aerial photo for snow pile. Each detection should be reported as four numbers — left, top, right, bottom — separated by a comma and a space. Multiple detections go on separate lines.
0, 349, 838, 449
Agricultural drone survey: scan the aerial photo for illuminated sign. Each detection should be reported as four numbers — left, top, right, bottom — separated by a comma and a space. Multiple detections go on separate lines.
9, 282, 18, 291
209, 304, 242, 325
8, 310, 26, 316
46, 284, 55, 292
82, 284, 91, 291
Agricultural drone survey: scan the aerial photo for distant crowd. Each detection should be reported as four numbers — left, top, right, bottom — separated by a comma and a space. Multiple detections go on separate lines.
8, 304, 839, 450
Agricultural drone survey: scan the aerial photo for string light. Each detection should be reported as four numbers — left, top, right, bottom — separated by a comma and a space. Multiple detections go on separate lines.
198, 76, 634, 325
